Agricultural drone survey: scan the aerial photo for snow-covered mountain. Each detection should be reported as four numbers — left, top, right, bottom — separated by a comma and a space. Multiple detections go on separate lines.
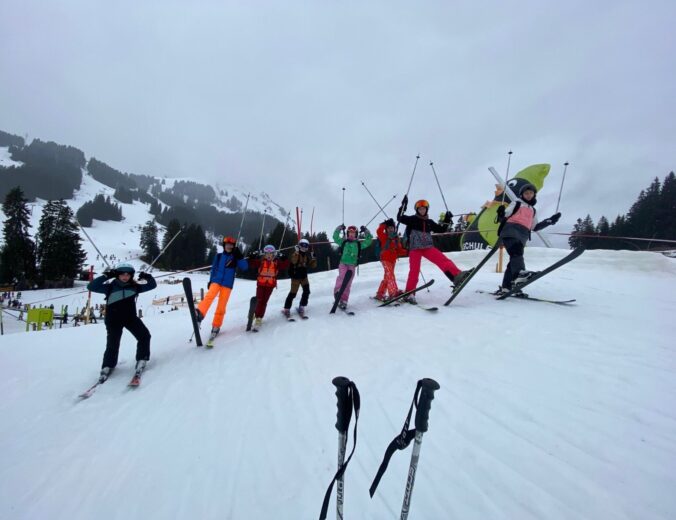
0, 142, 290, 269
1, 248, 674, 519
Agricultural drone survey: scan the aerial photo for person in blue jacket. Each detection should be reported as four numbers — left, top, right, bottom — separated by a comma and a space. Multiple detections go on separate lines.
195, 236, 248, 335
87, 262, 156, 382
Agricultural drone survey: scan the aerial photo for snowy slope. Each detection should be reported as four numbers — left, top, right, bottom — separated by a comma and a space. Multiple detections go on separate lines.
0, 146, 23, 168
1, 249, 675, 520
25, 171, 154, 272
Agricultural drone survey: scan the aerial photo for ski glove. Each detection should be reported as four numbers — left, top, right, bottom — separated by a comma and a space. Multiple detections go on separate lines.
233, 247, 243, 261
338, 224, 346, 231
103, 270, 116, 279
138, 271, 152, 281
443, 211, 453, 224
360, 225, 368, 234
496, 205, 506, 219
550, 212, 561, 224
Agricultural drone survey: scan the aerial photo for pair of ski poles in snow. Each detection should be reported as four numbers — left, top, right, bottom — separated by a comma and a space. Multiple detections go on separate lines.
319, 377, 440, 520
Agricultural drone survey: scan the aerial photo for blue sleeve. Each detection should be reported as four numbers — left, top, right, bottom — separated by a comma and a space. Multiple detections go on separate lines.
210, 254, 220, 280
87, 275, 109, 294
137, 275, 157, 293
237, 258, 249, 272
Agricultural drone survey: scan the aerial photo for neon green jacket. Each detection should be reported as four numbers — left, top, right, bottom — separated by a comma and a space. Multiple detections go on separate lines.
333, 227, 373, 265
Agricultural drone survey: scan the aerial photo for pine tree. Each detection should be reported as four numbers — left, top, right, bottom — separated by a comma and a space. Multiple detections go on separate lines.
158, 219, 182, 270
0, 187, 37, 285
658, 171, 676, 240
37, 200, 86, 281
139, 220, 161, 264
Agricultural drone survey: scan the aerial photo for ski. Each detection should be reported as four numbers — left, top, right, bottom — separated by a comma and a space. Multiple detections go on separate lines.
496, 247, 585, 300
476, 290, 576, 305
444, 245, 500, 306
78, 380, 104, 399
339, 306, 355, 316
379, 279, 435, 307
330, 269, 354, 314
371, 296, 400, 307
245, 296, 257, 331
182, 277, 203, 347
405, 302, 438, 312
128, 374, 142, 387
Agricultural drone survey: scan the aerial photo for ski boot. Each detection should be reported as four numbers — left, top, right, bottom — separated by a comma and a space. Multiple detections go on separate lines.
452, 268, 474, 288
135, 360, 147, 376
253, 317, 262, 330
206, 327, 220, 347
194, 308, 205, 324
98, 367, 112, 384
338, 301, 347, 310
402, 295, 418, 305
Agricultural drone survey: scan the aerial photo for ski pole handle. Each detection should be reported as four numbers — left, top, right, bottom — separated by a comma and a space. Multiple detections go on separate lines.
332, 376, 353, 434
414, 378, 440, 433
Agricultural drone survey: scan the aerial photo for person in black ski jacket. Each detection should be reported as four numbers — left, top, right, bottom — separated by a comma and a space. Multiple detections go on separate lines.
397, 196, 472, 303
87, 262, 157, 381
495, 183, 561, 295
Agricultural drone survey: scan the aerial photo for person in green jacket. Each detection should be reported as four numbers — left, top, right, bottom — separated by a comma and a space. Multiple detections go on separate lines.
332, 224, 373, 309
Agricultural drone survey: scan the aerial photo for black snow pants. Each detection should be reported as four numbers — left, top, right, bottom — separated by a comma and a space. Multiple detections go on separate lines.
501, 237, 526, 289
102, 315, 151, 369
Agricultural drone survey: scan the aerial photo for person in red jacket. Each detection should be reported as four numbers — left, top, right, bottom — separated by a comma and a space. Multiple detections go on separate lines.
374, 218, 407, 301
247, 244, 289, 329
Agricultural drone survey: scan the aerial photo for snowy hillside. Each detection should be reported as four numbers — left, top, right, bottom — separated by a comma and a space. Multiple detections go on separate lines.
1, 144, 289, 266
1, 249, 675, 519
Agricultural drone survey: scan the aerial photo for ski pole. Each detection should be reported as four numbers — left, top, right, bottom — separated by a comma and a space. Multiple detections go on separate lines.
396, 155, 420, 233
145, 229, 181, 272
257, 211, 267, 251
361, 181, 389, 218
499, 150, 513, 205
429, 162, 449, 212
369, 378, 440, 520
405, 155, 420, 199
76, 219, 111, 269
365, 195, 397, 227
319, 377, 361, 520
342, 188, 346, 227
400, 378, 440, 520
279, 212, 291, 249
555, 162, 570, 214
236, 193, 251, 244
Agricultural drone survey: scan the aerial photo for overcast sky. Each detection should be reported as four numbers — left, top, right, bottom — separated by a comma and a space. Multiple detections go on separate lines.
1, 0, 674, 244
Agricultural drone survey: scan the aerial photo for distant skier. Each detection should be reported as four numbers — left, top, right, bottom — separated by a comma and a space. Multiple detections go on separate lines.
87, 263, 156, 382
248, 244, 289, 328
397, 197, 472, 303
495, 183, 561, 295
332, 224, 373, 310
195, 236, 248, 338
374, 218, 407, 302
283, 238, 317, 317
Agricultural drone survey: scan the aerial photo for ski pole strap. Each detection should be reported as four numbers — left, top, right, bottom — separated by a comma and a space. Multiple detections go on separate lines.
369, 378, 439, 497
319, 378, 361, 520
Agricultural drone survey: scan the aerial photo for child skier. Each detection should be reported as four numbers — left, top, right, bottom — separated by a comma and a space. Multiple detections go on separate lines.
87, 262, 156, 382
283, 238, 317, 317
248, 244, 289, 328
397, 197, 472, 303
332, 224, 373, 310
374, 218, 407, 301
495, 183, 561, 295
195, 236, 248, 340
